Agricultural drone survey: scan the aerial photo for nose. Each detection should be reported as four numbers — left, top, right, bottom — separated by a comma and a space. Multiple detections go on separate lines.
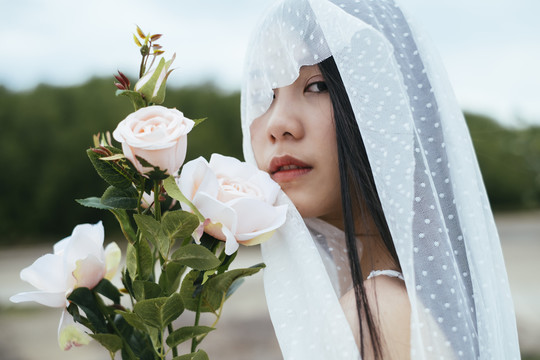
264, 90, 305, 143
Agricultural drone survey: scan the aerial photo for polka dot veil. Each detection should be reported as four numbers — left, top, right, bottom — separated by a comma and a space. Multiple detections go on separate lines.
241, 0, 520, 359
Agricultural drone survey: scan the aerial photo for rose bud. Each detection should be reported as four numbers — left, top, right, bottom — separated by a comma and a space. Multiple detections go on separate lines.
134, 53, 175, 105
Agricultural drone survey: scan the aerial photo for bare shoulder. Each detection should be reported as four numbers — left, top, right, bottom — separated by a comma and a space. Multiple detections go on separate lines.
340, 275, 411, 359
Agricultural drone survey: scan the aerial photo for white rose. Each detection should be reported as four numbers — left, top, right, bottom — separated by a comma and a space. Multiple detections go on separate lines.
10, 222, 121, 350
113, 105, 194, 176
177, 154, 288, 255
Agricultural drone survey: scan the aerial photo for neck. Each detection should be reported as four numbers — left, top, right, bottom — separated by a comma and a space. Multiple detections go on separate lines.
319, 211, 399, 279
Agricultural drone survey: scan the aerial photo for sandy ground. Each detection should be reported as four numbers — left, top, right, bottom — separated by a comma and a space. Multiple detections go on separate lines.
1, 211, 538, 359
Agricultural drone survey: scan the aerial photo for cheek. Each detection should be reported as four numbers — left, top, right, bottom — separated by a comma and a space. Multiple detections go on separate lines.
249, 120, 266, 169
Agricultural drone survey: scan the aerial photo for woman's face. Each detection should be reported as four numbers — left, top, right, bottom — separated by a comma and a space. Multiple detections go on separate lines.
250, 65, 342, 224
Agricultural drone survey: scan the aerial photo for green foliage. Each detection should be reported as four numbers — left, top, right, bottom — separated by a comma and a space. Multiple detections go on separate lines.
101, 186, 139, 209
172, 244, 221, 270
133, 293, 184, 330
166, 326, 215, 348
0, 79, 241, 243
1, 78, 538, 243
173, 350, 209, 360
86, 147, 133, 189
90, 334, 123, 354
465, 113, 540, 210
180, 264, 265, 313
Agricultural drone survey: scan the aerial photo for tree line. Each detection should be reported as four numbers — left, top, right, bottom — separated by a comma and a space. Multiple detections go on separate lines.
0, 78, 538, 244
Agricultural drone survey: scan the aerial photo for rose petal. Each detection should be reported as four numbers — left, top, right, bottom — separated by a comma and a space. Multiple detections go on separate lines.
222, 226, 239, 255
193, 219, 211, 243
19, 253, 69, 292
10, 291, 68, 308
178, 157, 205, 200
209, 154, 251, 178
238, 230, 276, 246
104, 242, 121, 280
58, 308, 91, 350
204, 221, 226, 241
230, 199, 287, 235
170, 136, 188, 175
73, 255, 105, 290
63, 223, 105, 270
193, 192, 237, 234
248, 170, 281, 203
210, 153, 263, 182
53, 236, 71, 255
178, 157, 219, 203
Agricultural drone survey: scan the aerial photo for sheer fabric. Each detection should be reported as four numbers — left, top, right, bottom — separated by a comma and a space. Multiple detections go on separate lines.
240, 0, 520, 359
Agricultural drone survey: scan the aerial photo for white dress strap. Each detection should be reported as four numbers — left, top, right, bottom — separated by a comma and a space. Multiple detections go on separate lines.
367, 269, 405, 281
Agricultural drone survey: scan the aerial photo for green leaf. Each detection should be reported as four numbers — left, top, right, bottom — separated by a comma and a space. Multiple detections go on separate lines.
100, 153, 125, 161
76, 197, 114, 210
192, 117, 207, 128
110, 209, 137, 244
116, 89, 146, 110
67, 287, 107, 333
116, 310, 146, 332
101, 186, 138, 210
180, 266, 264, 313
90, 334, 123, 353
204, 267, 263, 311
133, 293, 184, 330
166, 326, 214, 348
126, 243, 137, 279
133, 213, 164, 250
226, 278, 245, 298
216, 251, 238, 274
137, 239, 154, 281
126, 240, 153, 281
136, 156, 169, 180
172, 349, 209, 360
94, 279, 121, 304
121, 269, 135, 299
159, 261, 186, 296
87, 148, 132, 189
66, 302, 93, 331
161, 210, 200, 242
163, 176, 204, 221
136, 58, 165, 102
172, 244, 221, 271
133, 280, 162, 301
179, 271, 207, 312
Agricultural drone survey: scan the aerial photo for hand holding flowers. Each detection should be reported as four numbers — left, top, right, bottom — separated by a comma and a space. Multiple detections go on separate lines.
10, 26, 286, 360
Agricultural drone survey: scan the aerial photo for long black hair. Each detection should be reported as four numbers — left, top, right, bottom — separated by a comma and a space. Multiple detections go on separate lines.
318, 56, 401, 359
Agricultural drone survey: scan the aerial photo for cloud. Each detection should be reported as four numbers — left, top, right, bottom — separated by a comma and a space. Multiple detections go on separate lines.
1, 0, 539, 125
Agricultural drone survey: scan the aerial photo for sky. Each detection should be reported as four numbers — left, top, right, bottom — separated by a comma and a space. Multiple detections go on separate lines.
1, 0, 539, 127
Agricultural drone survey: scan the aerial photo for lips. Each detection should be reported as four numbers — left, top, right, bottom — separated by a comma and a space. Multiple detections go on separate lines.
269, 155, 312, 183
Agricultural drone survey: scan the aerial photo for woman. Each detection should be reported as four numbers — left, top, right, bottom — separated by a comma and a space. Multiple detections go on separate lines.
241, 0, 520, 359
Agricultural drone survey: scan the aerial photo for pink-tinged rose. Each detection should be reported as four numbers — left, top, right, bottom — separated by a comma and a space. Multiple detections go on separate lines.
177, 154, 288, 255
10, 222, 121, 349
112, 105, 194, 176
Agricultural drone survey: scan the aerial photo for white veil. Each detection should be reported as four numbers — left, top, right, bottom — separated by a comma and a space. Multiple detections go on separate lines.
240, 0, 520, 359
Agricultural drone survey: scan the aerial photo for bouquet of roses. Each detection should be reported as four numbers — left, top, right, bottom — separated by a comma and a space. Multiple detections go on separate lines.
10, 27, 287, 360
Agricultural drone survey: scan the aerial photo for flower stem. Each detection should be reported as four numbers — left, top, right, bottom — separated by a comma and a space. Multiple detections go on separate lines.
137, 179, 146, 215
191, 292, 203, 352
94, 293, 138, 360
168, 323, 178, 357
154, 181, 162, 222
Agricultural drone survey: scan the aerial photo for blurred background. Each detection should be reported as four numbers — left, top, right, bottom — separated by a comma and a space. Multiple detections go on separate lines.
1, 0, 539, 359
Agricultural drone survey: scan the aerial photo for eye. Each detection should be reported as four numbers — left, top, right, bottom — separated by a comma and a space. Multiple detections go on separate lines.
305, 81, 328, 93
